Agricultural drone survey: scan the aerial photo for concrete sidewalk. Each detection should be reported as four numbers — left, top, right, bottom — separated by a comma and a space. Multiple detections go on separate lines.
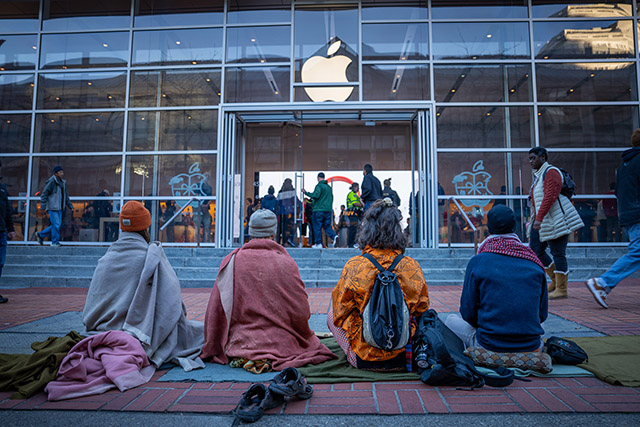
1, 281, 639, 418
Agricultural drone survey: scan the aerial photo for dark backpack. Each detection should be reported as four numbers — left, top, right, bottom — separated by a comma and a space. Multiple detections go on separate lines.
413, 310, 515, 389
544, 336, 587, 365
360, 253, 410, 351
544, 167, 576, 199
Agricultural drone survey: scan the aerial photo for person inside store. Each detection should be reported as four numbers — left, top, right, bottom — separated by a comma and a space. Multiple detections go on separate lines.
445, 204, 548, 353
277, 178, 300, 247
82, 201, 205, 371
345, 182, 363, 248
360, 164, 382, 212
382, 178, 400, 207
201, 209, 336, 372
328, 198, 430, 371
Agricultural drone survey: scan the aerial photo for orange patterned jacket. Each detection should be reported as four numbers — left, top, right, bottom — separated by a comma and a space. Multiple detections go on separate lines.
331, 246, 430, 362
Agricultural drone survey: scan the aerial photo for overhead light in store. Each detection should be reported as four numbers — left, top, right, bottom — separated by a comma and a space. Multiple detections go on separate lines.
102, 43, 108, 47
187, 116, 192, 120
217, 92, 221, 96
176, 41, 181, 45
162, 93, 166, 97
6, 120, 11, 124
95, 118, 100, 121
250, 38, 256, 42
87, 82, 92, 85
205, 78, 211, 82
486, 34, 492, 38
436, 112, 441, 116
451, 89, 456, 93
107, 95, 112, 99
472, 56, 477, 59
0, 68, 4, 71
401, 56, 406, 60
192, 61, 197, 64
50, 119, 55, 123
141, 117, 145, 120
460, 74, 465, 78
274, 91, 279, 94
486, 112, 491, 116
392, 89, 397, 93
30, 83, 34, 87
537, 112, 542, 116
543, 56, 549, 59
568, 88, 574, 93
590, 73, 595, 77
32, 45, 37, 50
510, 89, 515, 93
260, 59, 265, 63
55, 97, 60, 101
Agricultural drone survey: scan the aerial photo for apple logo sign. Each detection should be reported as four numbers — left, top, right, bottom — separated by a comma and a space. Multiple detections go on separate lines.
301, 38, 354, 102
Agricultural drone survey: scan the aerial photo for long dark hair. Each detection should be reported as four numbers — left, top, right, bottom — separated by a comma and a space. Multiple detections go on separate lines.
356, 198, 406, 250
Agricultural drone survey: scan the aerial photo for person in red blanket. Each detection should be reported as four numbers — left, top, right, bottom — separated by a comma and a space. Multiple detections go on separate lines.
201, 209, 335, 372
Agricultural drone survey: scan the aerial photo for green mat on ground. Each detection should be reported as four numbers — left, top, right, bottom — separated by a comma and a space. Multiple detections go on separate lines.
571, 336, 640, 387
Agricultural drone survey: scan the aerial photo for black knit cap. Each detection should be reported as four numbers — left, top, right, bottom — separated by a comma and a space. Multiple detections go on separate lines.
487, 204, 516, 235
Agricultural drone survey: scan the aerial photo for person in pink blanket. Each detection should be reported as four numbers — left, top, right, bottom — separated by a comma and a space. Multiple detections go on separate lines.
201, 209, 336, 371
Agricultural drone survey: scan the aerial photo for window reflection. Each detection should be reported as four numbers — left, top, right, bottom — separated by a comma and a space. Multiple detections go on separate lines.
432, 22, 530, 60
228, 0, 291, 24
0, 35, 38, 70
534, 20, 634, 59
153, 199, 216, 244
362, 23, 428, 61
538, 105, 638, 148
532, 1, 632, 18
0, 74, 34, 110
361, 1, 427, 21
536, 62, 636, 101
40, 32, 129, 69
434, 64, 531, 103
133, 28, 223, 66
8, 200, 26, 241
0, 114, 30, 153
0, 1, 39, 33
548, 151, 623, 194
225, 66, 289, 103
432, 0, 528, 19
135, 0, 224, 27
38, 72, 126, 109
362, 64, 429, 101
226, 26, 291, 63
436, 107, 533, 149
0, 156, 28, 194
124, 154, 216, 197
127, 110, 218, 151
42, 0, 131, 31
130, 69, 221, 107
35, 112, 124, 152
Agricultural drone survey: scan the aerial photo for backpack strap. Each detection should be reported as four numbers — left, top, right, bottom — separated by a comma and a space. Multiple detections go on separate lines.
362, 253, 405, 273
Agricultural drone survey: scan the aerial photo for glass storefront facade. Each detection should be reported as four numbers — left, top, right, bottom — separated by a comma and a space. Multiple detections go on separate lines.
1, 0, 637, 247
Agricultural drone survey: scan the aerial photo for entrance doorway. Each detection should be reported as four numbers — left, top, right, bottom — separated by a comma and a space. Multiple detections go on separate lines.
216, 104, 434, 248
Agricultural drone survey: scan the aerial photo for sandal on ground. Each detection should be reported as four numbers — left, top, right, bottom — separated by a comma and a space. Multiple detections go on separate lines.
268, 367, 313, 400
231, 383, 284, 426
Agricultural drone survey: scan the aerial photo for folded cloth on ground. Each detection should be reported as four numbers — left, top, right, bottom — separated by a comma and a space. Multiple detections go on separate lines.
297, 337, 419, 383
475, 364, 594, 379
464, 346, 553, 374
570, 336, 640, 387
0, 331, 85, 399
45, 330, 155, 401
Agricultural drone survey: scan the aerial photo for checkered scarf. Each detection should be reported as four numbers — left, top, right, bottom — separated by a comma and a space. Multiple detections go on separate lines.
477, 233, 544, 269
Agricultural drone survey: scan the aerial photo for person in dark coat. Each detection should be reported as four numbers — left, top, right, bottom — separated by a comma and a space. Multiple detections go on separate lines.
0, 160, 16, 303
360, 164, 382, 212
37, 165, 73, 247
382, 178, 400, 207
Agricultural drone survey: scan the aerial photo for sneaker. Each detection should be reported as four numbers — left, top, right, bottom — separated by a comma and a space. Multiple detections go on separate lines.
331, 235, 339, 248
311, 243, 323, 249
51, 242, 62, 247
585, 278, 609, 309
353, 243, 359, 249
36, 232, 43, 246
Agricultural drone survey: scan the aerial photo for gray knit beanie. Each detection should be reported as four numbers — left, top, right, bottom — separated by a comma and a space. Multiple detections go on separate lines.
249, 209, 277, 238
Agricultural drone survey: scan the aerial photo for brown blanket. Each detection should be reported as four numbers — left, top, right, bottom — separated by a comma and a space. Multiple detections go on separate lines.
201, 239, 336, 369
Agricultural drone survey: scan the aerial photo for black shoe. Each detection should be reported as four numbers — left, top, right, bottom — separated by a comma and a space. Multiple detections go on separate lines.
36, 232, 44, 245
268, 367, 313, 400
0, 295, 8, 304
232, 383, 284, 425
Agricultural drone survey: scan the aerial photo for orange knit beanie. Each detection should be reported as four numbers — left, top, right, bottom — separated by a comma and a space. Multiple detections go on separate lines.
120, 201, 151, 232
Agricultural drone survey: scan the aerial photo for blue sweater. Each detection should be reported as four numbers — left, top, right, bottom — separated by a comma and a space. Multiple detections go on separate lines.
460, 252, 548, 352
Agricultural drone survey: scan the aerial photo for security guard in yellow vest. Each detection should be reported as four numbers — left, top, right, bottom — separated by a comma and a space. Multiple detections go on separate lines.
346, 183, 363, 248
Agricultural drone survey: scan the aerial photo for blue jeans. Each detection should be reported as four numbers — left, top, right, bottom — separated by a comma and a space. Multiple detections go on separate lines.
312, 211, 337, 245
529, 226, 569, 272
0, 231, 6, 278
364, 201, 374, 212
601, 222, 640, 289
40, 210, 63, 244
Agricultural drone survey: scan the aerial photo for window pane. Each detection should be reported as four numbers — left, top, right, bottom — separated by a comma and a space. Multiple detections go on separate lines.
0, 1, 39, 33
436, 106, 533, 148
532, 1, 632, 18
225, 66, 289, 103
127, 110, 218, 151
130, 69, 221, 107
438, 152, 508, 199
0, 35, 38, 70
572, 197, 627, 243
31, 155, 122, 197
133, 28, 223, 66
8, 200, 26, 241
362, 64, 429, 101
40, 32, 130, 69
432, 22, 530, 60
549, 151, 622, 194
226, 26, 291, 64
538, 105, 638, 148
0, 114, 31, 153
434, 64, 531, 102
124, 154, 216, 197
135, 0, 224, 27
0, 74, 34, 110
536, 62, 636, 102
362, 23, 428, 61
228, 0, 291, 24
35, 112, 124, 152
534, 20, 633, 59
0, 156, 28, 194
432, 0, 528, 19
157, 199, 216, 244
37, 72, 126, 109
361, 1, 427, 21
43, 0, 131, 31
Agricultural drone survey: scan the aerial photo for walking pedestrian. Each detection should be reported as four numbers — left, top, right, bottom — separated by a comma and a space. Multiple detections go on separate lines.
37, 165, 73, 247
0, 160, 16, 303
527, 147, 583, 299
586, 129, 640, 308
361, 164, 382, 212
302, 172, 338, 248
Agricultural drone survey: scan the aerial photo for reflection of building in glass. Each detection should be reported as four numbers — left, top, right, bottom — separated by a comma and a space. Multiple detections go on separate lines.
550, 4, 632, 18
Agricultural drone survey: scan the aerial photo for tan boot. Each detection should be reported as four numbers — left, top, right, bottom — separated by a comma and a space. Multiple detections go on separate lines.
544, 263, 556, 293
549, 272, 568, 299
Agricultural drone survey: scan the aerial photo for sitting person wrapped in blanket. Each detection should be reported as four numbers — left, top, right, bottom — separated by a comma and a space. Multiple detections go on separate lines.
82, 201, 205, 371
329, 198, 430, 371
446, 204, 548, 353
200, 209, 336, 373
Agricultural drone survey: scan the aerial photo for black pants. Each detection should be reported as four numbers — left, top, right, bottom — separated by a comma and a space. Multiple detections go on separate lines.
529, 226, 569, 272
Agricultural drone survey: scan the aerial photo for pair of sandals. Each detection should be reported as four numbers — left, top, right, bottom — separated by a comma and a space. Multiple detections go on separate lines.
232, 367, 313, 425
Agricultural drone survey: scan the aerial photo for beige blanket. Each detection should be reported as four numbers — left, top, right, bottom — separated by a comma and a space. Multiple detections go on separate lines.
83, 232, 204, 371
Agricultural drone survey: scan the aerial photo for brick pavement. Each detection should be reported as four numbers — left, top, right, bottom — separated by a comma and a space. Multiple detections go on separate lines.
1, 280, 639, 415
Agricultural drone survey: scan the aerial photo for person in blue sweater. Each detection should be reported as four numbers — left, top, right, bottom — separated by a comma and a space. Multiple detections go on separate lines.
445, 205, 548, 352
